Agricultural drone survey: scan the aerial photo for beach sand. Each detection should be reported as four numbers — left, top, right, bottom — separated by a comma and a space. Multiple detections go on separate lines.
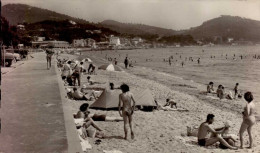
57, 52, 260, 153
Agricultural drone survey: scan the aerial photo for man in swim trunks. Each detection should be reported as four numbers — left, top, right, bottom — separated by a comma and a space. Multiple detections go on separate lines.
197, 114, 237, 150
118, 84, 136, 140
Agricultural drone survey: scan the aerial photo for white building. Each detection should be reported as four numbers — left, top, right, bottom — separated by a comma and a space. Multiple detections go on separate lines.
227, 38, 234, 43
132, 37, 143, 45
73, 39, 87, 47
48, 41, 70, 48
109, 36, 120, 46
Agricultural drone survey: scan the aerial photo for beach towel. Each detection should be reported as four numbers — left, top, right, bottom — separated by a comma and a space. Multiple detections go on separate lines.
74, 118, 92, 151
103, 150, 123, 153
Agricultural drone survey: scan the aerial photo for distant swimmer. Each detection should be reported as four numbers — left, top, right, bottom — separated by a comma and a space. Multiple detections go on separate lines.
197, 58, 200, 64
181, 61, 184, 67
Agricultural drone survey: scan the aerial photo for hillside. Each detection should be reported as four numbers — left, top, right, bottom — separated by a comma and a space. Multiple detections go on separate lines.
1, 3, 90, 25
100, 20, 177, 37
185, 15, 260, 42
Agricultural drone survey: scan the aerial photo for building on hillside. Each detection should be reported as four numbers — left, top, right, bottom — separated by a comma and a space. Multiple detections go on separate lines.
31, 41, 49, 48
120, 38, 131, 46
109, 35, 120, 46
227, 38, 234, 43
132, 37, 143, 46
73, 39, 87, 47
48, 41, 70, 48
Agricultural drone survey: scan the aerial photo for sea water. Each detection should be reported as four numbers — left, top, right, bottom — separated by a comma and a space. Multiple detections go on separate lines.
84, 45, 260, 115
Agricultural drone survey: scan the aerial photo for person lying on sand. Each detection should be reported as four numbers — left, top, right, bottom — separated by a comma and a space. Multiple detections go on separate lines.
118, 84, 136, 140
86, 76, 106, 85
155, 100, 188, 111
74, 103, 105, 139
71, 87, 96, 100
75, 103, 123, 122
197, 114, 238, 150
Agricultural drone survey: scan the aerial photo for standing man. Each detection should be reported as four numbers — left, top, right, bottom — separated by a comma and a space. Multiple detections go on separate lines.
46, 46, 54, 69
74, 62, 84, 86
118, 84, 136, 140
124, 57, 129, 69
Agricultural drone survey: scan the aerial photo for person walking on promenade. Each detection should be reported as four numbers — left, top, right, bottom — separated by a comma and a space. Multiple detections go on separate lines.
46, 46, 54, 69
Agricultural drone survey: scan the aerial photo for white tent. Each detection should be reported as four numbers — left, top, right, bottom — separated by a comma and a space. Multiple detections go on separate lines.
98, 64, 123, 71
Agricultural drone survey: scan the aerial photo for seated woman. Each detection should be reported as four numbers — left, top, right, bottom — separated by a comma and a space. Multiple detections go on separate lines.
74, 103, 105, 139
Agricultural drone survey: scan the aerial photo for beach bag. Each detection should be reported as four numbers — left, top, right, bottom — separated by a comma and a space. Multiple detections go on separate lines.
187, 126, 198, 137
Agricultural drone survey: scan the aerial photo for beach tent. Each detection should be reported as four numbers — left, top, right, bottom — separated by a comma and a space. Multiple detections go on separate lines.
98, 64, 123, 71
90, 89, 121, 109
90, 88, 156, 110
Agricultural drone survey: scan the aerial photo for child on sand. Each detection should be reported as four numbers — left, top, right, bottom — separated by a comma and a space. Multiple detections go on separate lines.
118, 84, 136, 140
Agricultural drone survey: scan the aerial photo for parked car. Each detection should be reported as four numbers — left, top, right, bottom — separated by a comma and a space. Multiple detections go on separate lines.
3, 52, 16, 67
5, 49, 21, 61
14, 49, 29, 59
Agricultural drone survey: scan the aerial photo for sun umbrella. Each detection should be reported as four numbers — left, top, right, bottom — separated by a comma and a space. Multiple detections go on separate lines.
98, 63, 123, 71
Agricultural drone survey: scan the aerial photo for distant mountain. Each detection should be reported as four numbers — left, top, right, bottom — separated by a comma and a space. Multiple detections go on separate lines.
1, 3, 91, 25
100, 20, 177, 36
184, 15, 260, 42
2, 4, 260, 42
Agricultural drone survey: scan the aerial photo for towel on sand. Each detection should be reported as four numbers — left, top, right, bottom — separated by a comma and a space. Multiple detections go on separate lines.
74, 118, 92, 150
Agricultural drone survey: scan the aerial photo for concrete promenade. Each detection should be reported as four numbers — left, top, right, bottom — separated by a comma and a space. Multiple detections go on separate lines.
0, 52, 81, 153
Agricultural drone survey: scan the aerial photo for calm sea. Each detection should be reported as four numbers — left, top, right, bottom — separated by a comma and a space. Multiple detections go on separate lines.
83, 45, 260, 115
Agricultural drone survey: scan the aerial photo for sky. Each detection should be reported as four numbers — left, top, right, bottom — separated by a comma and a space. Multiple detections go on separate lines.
2, 0, 260, 30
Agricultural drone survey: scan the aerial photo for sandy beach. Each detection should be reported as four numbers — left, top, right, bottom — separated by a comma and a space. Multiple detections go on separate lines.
57, 49, 260, 153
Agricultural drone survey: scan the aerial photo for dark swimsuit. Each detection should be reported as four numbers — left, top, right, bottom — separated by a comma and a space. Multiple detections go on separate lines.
198, 139, 206, 146
92, 114, 106, 121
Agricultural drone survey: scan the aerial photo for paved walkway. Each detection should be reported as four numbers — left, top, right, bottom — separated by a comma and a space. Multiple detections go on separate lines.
0, 52, 74, 153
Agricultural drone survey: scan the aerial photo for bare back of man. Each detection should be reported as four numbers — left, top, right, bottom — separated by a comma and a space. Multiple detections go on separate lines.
119, 92, 136, 140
